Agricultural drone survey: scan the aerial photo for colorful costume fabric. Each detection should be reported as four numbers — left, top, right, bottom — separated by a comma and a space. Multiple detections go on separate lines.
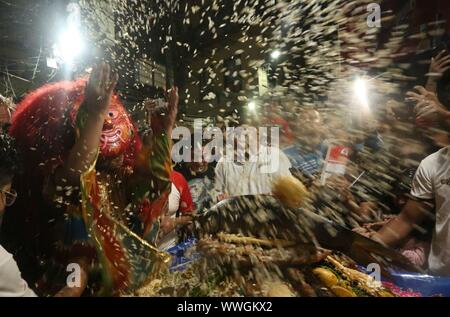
7, 79, 172, 295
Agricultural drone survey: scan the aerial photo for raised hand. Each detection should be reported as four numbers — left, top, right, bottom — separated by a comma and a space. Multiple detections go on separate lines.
406, 85, 440, 104
165, 86, 179, 135
427, 50, 450, 79
406, 86, 448, 126
84, 62, 119, 115
57, 62, 119, 185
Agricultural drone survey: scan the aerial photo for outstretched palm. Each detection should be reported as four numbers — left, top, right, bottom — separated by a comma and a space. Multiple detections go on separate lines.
406, 86, 447, 125
85, 62, 118, 114
165, 86, 179, 136
428, 50, 450, 79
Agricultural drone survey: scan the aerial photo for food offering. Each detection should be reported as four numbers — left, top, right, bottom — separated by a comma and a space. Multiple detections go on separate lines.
312, 256, 395, 297
137, 231, 424, 297
196, 233, 399, 297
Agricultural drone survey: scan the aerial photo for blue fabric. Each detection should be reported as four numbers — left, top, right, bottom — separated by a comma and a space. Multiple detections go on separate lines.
359, 266, 450, 296
188, 177, 214, 213
353, 132, 384, 153
63, 215, 88, 245
388, 271, 450, 296
167, 238, 199, 272
283, 142, 328, 176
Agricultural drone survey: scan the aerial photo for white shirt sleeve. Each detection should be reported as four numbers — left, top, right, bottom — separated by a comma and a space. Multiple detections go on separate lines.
214, 161, 227, 196
278, 149, 292, 176
0, 245, 37, 297
168, 183, 181, 215
410, 155, 435, 200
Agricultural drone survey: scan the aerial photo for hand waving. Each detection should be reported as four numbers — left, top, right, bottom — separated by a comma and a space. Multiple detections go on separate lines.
406, 86, 447, 126
84, 62, 119, 115
427, 50, 450, 79
165, 86, 179, 135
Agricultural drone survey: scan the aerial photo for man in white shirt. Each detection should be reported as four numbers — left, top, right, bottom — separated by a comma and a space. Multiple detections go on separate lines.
214, 126, 292, 197
0, 245, 36, 297
374, 146, 450, 276
0, 132, 36, 297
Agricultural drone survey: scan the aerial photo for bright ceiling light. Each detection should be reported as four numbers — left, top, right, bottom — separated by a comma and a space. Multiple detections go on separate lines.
54, 27, 84, 65
354, 78, 369, 111
270, 50, 281, 60
248, 101, 257, 112
53, 3, 84, 65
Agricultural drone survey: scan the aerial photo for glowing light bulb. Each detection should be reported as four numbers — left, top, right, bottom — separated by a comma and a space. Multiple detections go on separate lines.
354, 78, 369, 111
271, 50, 281, 60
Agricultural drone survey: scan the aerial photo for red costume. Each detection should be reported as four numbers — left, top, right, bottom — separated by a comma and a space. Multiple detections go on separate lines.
5, 79, 172, 295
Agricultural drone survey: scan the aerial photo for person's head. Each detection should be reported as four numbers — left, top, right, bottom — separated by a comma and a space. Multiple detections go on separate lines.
10, 80, 138, 175
295, 108, 324, 146
71, 93, 136, 170
0, 132, 19, 216
231, 124, 260, 161
183, 134, 209, 173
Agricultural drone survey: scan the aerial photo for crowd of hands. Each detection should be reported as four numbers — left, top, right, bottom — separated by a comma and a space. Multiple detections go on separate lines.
288, 50, 450, 241
409, 50, 450, 127
84, 49, 450, 162
349, 50, 449, 238
84, 62, 179, 136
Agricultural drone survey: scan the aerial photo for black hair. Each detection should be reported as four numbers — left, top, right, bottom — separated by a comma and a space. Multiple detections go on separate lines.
0, 129, 21, 186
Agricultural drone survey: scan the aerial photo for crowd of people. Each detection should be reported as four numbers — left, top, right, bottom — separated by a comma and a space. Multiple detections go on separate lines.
0, 46, 449, 296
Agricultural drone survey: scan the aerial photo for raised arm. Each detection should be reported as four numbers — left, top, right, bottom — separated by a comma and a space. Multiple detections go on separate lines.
372, 199, 429, 247
56, 62, 118, 185
406, 85, 450, 128
373, 153, 435, 247
127, 88, 178, 239
425, 50, 450, 93
134, 87, 178, 181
